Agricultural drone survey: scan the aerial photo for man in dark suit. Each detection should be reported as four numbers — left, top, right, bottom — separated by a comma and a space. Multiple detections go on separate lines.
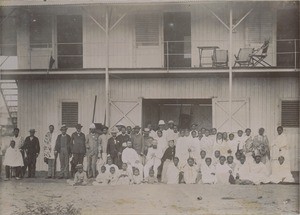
70, 124, 86, 177
55, 125, 72, 179
22, 129, 40, 178
107, 127, 122, 168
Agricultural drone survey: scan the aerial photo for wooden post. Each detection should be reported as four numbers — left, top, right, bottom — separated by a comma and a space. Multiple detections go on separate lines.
105, 8, 110, 127
229, 8, 233, 132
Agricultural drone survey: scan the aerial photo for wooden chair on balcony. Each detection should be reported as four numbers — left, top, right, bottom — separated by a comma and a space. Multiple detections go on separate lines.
234, 48, 254, 67
212, 49, 228, 67
251, 39, 271, 67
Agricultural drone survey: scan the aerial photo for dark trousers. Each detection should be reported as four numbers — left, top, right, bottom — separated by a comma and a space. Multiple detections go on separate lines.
59, 150, 69, 178
71, 153, 84, 177
111, 155, 122, 169
27, 154, 37, 177
0, 155, 2, 178
5, 166, 21, 178
21, 150, 27, 177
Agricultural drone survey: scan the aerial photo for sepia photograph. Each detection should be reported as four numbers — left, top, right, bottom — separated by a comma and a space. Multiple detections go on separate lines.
0, 0, 299, 214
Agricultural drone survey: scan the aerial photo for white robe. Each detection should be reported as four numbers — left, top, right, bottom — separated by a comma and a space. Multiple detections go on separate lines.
183, 164, 199, 184
249, 161, 269, 184
227, 139, 239, 156
156, 136, 168, 154
234, 161, 251, 180
93, 171, 109, 185
166, 162, 180, 184
213, 139, 230, 156
268, 160, 294, 183
200, 136, 214, 158
3, 146, 24, 167
201, 163, 216, 184
175, 137, 189, 168
122, 147, 140, 165
271, 133, 290, 164
215, 163, 231, 184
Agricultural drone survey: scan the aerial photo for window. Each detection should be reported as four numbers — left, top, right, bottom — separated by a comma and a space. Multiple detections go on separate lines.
30, 14, 52, 48
0, 16, 17, 55
135, 14, 159, 46
281, 100, 299, 127
62, 102, 78, 127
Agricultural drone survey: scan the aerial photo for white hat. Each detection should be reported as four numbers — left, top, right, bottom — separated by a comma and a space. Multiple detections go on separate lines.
168, 120, 174, 124
158, 120, 165, 125
89, 123, 96, 129
116, 122, 124, 127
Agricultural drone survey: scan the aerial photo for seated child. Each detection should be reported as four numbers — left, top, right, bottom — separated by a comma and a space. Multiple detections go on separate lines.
197, 150, 207, 170
250, 155, 269, 185
105, 157, 119, 174
201, 157, 216, 184
132, 168, 143, 185
215, 156, 231, 184
3, 140, 24, 180
144, 169, 158, 184
226, 155, 236, 172
67, 164, 87, 186
117, 163, 133, 185
93, 165, 108, 186
107, 166, 119, 185
161, 139, 176, 183
268, 156, 294, 183
212, 150, 220, 166
165, 157, 181, 184
183, 157, 199, 184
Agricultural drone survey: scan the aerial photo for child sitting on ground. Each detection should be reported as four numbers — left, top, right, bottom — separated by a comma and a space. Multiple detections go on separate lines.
132, 168, 143, 185
67, 164, 87, 186
212, 150, 220, 166
165, 157, 181, 184
144, 169, 158, 184
107, 166, 119, 185
226, 155, 236, 172
3, 140, 24, 181
268, 156, 294, 183
117, 163, 133, 185
183, 157, 199, 184
93, 165, 108, 186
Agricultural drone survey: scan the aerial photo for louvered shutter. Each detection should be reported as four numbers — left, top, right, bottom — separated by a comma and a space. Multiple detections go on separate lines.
281, 100, 299, 127
62, 102, 78, 127
135, 14, 159, 46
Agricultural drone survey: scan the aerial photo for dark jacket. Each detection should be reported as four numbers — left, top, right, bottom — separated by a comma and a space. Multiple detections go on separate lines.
55, 134, 72, 155
71, 132, 86, 154
161, 146, 176, 163
107, 137, 122, 158
23, 136, 40, 155
116, 133, 130, 152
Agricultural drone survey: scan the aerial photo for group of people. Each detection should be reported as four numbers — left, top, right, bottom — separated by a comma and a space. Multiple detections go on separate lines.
0, 119, 295, 186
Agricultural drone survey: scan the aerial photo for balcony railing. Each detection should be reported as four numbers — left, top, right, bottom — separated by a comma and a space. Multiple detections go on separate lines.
0, 39, 299, 72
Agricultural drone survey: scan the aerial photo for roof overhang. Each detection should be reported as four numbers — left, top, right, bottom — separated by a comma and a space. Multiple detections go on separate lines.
0, 0, 294, 7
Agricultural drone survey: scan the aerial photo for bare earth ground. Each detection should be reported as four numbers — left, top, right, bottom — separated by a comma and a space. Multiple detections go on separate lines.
0, 177, 299, 215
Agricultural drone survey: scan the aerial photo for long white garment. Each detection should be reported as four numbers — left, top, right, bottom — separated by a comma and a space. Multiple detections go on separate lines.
11, 135, 24, 150
122, 148, 140, 165
165, 128, 178, 142
144, 147, 163, 178
268, 160, 294, 183
44, 131, 58, 159
215, 163, 231, 184
183, 164, 198, 184
271, 133, 289, 163
188, 137, 201, 164
201, 163, 216, 184
227, 139, 239, 156
175, 137, 189, 168
234, 161, 251, 180
3, 146, 24, 167
249, 161, 269, 184
201, 136, 214, 157
156, 136, 168, 154
166, 162, 180, 184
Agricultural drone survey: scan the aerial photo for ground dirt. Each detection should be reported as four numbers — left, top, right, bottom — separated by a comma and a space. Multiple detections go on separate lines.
0, 176, 299, 215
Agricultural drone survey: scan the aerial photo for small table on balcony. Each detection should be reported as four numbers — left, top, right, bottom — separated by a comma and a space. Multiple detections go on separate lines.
197, 46, 219, 67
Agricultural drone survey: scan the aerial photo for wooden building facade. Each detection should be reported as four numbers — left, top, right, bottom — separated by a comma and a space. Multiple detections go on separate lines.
0, 0, 299, 171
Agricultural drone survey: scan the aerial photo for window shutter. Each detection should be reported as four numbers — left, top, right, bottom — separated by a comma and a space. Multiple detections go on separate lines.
135, 14, 159, 46
281, 100, 299, 127
62, 102, 78, 127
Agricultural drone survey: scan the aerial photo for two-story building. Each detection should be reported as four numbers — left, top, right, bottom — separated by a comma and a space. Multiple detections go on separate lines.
0, 0, 299, 172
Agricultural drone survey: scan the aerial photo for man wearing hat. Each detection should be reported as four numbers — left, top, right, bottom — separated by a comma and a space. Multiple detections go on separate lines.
55, 125, 72, 179
86, 123, 101, 178
70, 124, 86, 178
131, 125, 145, 164
116, 125, 130, 153
107, 127, 122, 168
158, 120, 166, 134
22, 129, 40, 178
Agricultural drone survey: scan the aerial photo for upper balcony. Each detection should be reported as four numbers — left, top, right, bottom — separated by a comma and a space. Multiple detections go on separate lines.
0, 1, 299, 78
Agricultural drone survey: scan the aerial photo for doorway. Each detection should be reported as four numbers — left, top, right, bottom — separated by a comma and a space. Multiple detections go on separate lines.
163, 12, 191, 68
142, 99, 212, 130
